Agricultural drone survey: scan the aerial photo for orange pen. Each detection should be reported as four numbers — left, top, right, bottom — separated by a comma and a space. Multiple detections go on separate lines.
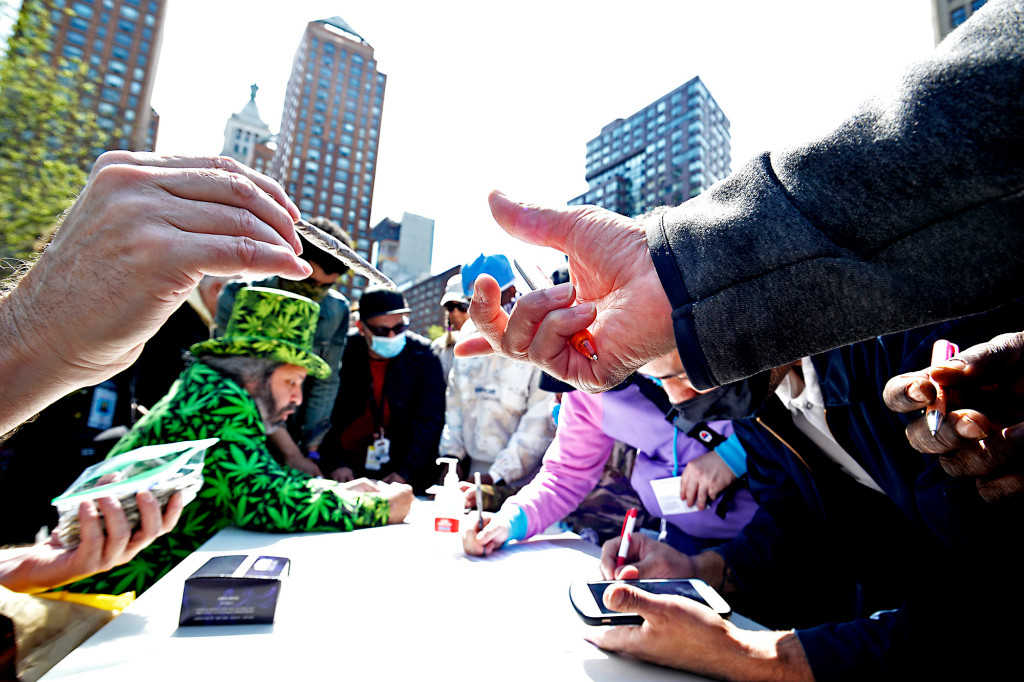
513, 259, 598, 362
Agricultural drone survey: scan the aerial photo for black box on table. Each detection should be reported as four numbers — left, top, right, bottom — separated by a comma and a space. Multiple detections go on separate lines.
178, 554, 290, 626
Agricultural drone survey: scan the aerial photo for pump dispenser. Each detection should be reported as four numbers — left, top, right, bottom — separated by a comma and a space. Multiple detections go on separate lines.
434, 457, 462, 534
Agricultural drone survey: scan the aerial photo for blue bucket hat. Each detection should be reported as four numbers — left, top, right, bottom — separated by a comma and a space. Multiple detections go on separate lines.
461, 254, 515, 298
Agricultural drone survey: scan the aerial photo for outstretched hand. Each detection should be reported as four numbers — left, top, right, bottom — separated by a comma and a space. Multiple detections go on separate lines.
454, 191, 675, 393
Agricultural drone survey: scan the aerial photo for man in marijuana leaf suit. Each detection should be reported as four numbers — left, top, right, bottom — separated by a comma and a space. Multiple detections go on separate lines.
72, 287, 413, 595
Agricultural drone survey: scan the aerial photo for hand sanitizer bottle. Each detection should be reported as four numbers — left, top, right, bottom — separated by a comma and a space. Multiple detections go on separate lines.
434, 457, 462, 535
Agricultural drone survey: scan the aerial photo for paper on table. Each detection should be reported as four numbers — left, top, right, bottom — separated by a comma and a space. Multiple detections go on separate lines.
650, 476, 700, 515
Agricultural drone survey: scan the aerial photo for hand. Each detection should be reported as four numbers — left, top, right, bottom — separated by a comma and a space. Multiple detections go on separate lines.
0, 491, 184, 594
382, 472, 407, 485
0, 152, 310, 435
883, 331, 1024, 502
381, 483, 413, 524
454, 192, 675, 392
600, 532, 695, 580
330, 467, 355, 483
287, 454, 322, 477
338, 477, 382, 493
680, 451, 736, 510
463, 512, 508, 556
586, 584, 812, 681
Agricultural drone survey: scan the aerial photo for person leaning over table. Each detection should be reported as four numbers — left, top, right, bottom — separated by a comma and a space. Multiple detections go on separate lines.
464, 349, 756, 556
319, 288, 446, 493
69, 287, 412, 595
455, 0, 1024, 399
441, 254, 554, 494
0, 150, 317, 440
588, 304, 1024, 681
217, 216, 356, 478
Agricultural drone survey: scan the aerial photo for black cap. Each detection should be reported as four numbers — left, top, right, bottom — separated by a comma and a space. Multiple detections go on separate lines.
358, 287, 411, 320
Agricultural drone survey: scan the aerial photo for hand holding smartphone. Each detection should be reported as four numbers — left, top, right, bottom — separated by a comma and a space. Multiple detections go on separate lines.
569, 578, 730, 625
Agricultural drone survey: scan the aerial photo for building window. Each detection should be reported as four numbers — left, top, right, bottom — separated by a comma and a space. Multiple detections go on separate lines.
951, 7, 967, 27
72, 2, 93, 18
66, 30, 86, 45
120, 5, 139, 19
970, 0, 986, 10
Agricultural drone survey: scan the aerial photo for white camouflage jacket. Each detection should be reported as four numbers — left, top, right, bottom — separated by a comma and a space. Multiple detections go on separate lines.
440, 324, 555, 483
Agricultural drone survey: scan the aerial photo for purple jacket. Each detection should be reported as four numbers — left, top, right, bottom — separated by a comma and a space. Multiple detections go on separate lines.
507, 383, 758, 540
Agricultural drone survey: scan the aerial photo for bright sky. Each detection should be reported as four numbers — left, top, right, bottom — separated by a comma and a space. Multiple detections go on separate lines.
153, 0, 936, 275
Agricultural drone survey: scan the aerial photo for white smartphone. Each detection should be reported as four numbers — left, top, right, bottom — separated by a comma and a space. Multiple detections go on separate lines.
569, 578, 731, 625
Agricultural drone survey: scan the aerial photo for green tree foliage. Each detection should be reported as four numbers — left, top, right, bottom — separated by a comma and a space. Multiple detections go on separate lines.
0, 0, 106, 262
426, 324, 445, 341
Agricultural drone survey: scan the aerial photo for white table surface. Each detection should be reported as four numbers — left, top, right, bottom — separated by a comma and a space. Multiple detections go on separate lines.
43, 502, 762, 680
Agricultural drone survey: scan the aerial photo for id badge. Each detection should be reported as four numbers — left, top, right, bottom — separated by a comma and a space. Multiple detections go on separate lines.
650, 476, 699, 515
373, 437, 390, 465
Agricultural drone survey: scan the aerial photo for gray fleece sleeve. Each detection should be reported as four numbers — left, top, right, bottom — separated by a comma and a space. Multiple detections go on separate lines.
649, 0, 1024, 389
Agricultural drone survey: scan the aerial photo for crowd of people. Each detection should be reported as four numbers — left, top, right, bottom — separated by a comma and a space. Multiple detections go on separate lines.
0, 2, 1022, 679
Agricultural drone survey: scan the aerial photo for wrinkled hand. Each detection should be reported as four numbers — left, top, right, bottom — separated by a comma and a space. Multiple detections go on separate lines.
381, 483, 413, 524
1, 152, 310, 434
454, 192, 675, 393
680, 451, 736, 510
883, 331, 1024, 502
0, 491, 184, 594
586, 585, 811, 680
463, 512, 508, 556
600, 532, 695, 580
330, 467, 355, 483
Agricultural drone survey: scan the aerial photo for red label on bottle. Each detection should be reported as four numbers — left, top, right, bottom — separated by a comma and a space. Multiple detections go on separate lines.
434, 517, 459, 533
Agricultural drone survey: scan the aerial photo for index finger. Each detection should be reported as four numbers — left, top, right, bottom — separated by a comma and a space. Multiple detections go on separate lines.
455, 275, 506, 358
501, 283, 576, 359
95, 152, 301, 251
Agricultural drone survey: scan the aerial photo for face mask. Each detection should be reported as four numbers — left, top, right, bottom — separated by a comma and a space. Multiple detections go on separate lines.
370, 332, 407, 358
280, 277, 333, 302
666, 372, 771, 432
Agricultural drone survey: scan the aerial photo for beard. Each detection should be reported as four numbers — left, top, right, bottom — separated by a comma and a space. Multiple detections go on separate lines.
252, 380, 299, 432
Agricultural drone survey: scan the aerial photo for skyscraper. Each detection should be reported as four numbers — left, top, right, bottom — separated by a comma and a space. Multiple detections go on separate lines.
931, 0, 987, 43
269, 16, 386, 297
221, 84, 272, 167
40, 0, 167, 151
569, 76, 730, 217
371, 211, 434, 288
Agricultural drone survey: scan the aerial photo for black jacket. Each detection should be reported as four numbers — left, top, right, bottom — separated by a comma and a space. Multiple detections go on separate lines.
321, 333, 445, 492
717, 304, 1023, 680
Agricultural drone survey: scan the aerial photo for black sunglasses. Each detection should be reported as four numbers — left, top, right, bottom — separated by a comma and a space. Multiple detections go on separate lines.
364, 320, 410, 337
444, 302, 468, 313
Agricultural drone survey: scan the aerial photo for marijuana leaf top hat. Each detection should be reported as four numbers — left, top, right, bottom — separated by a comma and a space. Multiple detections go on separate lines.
190, 286, 331, 379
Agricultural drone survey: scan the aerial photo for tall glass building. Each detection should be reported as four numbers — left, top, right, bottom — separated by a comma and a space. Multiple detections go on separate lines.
569, 76, 730, 217
36, 0, 166, 151
268, 16, 385, 295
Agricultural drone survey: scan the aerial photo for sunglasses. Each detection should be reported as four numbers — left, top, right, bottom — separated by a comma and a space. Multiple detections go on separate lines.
444, 302, 469, 313
364, 320, 410, 337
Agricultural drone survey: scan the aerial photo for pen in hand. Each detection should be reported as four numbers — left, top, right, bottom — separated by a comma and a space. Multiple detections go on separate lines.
926, 339, 959, 437
513, 259, 598, 361
474, 471, 485, 532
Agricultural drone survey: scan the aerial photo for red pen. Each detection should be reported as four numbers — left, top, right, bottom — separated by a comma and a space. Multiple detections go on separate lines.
615, 507, 639, 569
926, 339, 959, 437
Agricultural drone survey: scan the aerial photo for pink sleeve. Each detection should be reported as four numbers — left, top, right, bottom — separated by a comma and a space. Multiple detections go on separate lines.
505, 390, 614, 538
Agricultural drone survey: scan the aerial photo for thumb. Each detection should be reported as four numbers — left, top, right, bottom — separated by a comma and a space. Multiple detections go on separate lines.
604, 584, 664, 623
488, 190, 582, 252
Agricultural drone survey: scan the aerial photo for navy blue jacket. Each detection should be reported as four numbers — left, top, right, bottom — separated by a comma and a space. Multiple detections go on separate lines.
718, 305, 1023, 680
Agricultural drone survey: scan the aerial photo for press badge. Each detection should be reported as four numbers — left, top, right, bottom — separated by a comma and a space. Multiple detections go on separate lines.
650, 476, 700, 515
365, 437, 391, 471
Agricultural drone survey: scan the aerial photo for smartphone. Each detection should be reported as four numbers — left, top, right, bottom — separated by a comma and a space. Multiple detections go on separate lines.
569, 578, 731, 625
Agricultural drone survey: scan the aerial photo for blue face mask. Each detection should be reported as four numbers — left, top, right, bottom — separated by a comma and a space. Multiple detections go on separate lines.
370, 332, 407, 358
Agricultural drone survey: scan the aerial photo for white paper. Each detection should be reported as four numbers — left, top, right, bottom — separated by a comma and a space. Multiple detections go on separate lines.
650, 476, 700, 515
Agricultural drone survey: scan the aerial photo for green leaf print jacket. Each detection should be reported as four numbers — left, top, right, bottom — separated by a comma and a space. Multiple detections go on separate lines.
70, 361, 390, 595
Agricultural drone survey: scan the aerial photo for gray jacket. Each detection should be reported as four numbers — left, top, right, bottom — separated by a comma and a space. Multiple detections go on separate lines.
649, 0, 1024, 389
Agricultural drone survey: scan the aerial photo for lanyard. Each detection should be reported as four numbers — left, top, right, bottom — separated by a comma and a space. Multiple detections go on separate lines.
659, 426, 681, 543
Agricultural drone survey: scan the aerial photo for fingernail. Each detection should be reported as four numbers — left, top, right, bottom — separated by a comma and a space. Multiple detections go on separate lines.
939, 359, 966, 371
955, 416, 987, 439
574, 302, 596, 317
1004, 423, 1024, 441
298, 259, 313, 276
547, 282, 574, 300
